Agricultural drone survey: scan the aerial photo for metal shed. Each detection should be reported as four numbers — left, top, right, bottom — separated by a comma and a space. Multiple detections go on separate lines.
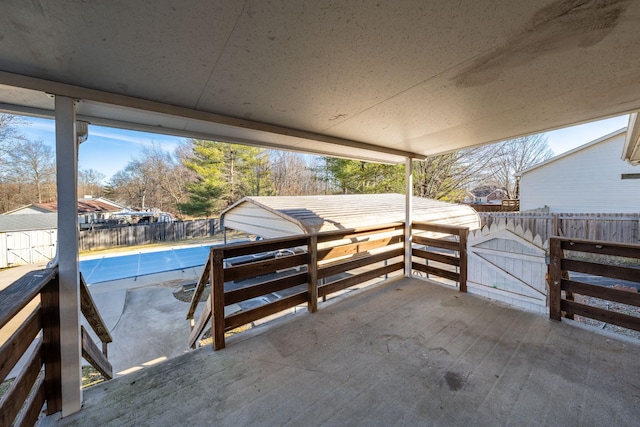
220, 194, 480, 239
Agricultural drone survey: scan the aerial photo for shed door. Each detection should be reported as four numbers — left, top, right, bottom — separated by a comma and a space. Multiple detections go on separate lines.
6, 230, 57, 266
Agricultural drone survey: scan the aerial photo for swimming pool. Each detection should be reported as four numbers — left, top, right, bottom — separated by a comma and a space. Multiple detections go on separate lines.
80, 244, 216, 284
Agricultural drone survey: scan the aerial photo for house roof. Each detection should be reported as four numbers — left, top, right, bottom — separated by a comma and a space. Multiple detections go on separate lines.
2, 2, 640, 163
0, 213, 57, 232
517, 128, 627, 176
623, 112, 640, 165
4, 198, 124, 215
221, 194, 480, 238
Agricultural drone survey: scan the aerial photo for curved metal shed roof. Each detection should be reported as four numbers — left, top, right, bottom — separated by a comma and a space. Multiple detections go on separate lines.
220, 194, 479, 238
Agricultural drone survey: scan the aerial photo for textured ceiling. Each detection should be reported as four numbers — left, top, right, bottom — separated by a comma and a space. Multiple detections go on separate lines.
1, 1, 639, 163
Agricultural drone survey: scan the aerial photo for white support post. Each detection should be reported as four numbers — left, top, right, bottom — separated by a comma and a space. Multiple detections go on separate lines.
405, 157, 413, 277
55, 96, 82, 415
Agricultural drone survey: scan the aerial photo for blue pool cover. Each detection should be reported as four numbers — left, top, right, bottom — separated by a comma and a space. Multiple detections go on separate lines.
80, 244, 217, 284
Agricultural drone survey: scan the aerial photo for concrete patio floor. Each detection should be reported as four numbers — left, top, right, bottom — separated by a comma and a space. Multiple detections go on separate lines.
43, 277, 640, 426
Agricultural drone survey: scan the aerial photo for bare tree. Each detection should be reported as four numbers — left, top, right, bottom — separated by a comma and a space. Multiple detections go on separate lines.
6, 139, 56, 203
0, 114, 26, 165
413, 146, 500, 202
79, 168, 106, 198
271, 151, 322, 195
489, 134, 553, 198
107, 143, 195, 214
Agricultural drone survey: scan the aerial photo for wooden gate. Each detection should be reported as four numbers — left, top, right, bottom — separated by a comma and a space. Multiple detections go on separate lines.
467, 221, 548, 314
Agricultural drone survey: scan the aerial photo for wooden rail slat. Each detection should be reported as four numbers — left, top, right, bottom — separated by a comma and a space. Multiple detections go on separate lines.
560, 238, 640, 259
224, 253, 307, 283
317, 235, 403, 261
562, 279, 640, 308
81, 326, 113, 379
318, 247, 404, 280
411, 248, 460, 266
0, 305, 41, 382
225, 292, 308, 332
561, 299, 640, 332
13, 374, 45, 427
411, 263, 460, 282
0, 338, 42, 427
186, 259, 211, 320
412, 236, 460, 251
80, 273, 112, 344
222, 236, 309, 258
0, 268, 55, 330
561, 259, 640, 283
188, 297, 211, 349
413, 222, 467, 235
225, 272, 308, 306
316, 223, 404, 244
318, 262, 403, 298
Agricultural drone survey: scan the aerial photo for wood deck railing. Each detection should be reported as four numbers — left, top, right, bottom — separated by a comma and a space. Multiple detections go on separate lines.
0, 269, 112, 427
549, 237, 640, 332
187, 223, 405, 350
411, 222, 468, 292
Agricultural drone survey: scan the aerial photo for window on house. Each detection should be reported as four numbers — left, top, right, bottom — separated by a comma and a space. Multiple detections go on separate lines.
621, 173, 640, 180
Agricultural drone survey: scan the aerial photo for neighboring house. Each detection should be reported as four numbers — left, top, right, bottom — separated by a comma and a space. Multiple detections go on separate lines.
3, 197, 126, 228
463, 185, 507, 205
518, 128, 639, 213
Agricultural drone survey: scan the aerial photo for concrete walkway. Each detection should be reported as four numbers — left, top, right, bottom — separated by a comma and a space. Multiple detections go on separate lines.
1, 262, 204, 379
44, 277, 640, 426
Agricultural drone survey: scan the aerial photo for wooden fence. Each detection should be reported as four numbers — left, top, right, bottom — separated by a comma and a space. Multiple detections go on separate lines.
479, 212, 640, 244
79, 219, 218, 251
548, 237, 640, 332
186, 221, 472, 350
411, 222, 468, 292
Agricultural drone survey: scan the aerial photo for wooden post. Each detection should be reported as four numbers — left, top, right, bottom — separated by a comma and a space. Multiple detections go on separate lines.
552, 213, 559, 237
41, 274, 62, 415
548, 238, 562, 321
307, 235, 318, 313
211, 250, 226, 351
458, 228, 468, 293
404, 158, 413, 277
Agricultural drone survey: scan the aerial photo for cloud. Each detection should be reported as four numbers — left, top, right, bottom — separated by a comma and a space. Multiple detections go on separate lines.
89, 126, 182, 151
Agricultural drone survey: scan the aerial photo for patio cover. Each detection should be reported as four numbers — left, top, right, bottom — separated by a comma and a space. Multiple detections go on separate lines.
2, 1, 640, 162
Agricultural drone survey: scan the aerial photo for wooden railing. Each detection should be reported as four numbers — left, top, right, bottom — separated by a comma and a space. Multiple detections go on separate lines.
79, 273, 113, 379
411, 222, 468, 292
549, 237, 640, 332
187, 223, 405, 350
0, 269, 113, 427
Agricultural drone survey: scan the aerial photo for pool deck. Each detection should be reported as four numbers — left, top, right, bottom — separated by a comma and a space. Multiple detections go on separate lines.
43, 277, 640, 426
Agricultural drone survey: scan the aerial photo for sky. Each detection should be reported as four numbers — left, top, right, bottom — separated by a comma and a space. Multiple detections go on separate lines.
13, 113, 631, 183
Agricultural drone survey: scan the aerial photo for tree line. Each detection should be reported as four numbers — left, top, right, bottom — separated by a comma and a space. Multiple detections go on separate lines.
0, 113, 553, 216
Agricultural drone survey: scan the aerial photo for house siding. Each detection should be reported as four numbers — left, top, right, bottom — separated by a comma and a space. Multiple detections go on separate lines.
520, 132, 640, 213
